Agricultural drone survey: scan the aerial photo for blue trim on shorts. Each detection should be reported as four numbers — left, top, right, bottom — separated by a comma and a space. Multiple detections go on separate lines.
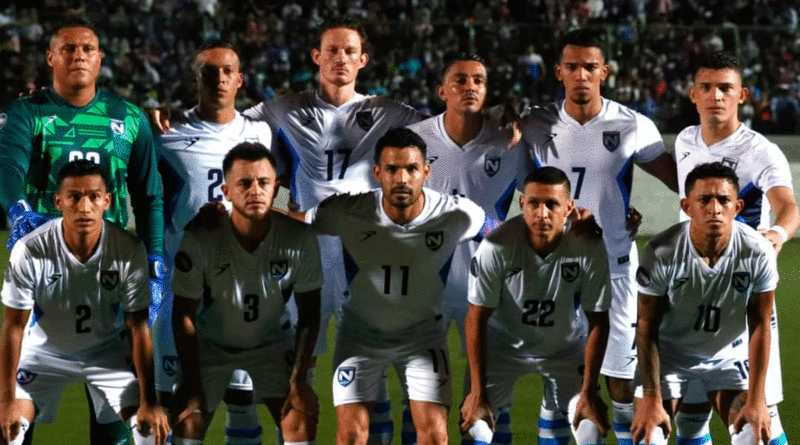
677, 434, 711, 445
225, 426, 263, 439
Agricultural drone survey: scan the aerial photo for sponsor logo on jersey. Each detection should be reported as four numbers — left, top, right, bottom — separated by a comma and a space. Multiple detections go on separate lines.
356, 111, 373, 131
679, 151, 691, 162
484, 156, 501, 177
470, 257, 479, 277
16, 368, 37, 385
636, 266, 651, 287
0, 113, 6, 129
162, 355, 178, 377
732, 271, 751, 292
360, 230, 376, 241
602, 131, 620, 152
427, 156, 439, 164
182, 137, 201, 149
337, 366, 356, 387
732, 338, 743, 348
110, 119, 125, 135
721, 157, 739, 170
175, 251, 192, 272
560, 262, 579, 282
425, 231, 444, 251
270, 260, 289, 279
215, 263, 230, 276
100, 271, 120, 290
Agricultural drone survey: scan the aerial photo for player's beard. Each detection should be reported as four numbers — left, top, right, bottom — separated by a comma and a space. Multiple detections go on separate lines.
389, 185, 417, 208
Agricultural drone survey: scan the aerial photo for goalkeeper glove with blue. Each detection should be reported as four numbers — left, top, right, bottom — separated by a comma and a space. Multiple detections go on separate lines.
6, 199, 50, 251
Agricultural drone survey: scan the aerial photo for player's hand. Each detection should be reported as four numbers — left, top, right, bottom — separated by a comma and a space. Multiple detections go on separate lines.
573, 391, 610, 435
281, 381, 320, 420
135, 403, 170, 445
6, 199, 50, 251
148, 254, 166, 326
631, 396, 671, 444
730, 393, 770, 445
498, 101, 522, 148
626, 205, 642, 240
569, 207, 603, 239
150, 105, 186, 134
758, 229, 785, 255
0, 400, 23, 444
459, 391, 495, 436
170, 384, 207, 428
184, 201, 227, 231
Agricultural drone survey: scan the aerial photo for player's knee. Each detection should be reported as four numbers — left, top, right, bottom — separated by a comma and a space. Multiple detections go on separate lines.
337, 420, 370, 445
410, 412, 448, 445
281, 408, 317, 442
605, 376, 633, 403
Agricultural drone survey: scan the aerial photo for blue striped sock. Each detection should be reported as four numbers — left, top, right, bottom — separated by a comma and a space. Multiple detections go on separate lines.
537, 407, 568, 445
612, 401, 634, 445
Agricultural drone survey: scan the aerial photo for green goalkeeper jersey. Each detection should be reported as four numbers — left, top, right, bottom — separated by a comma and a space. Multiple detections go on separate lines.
0, 88, 163, 255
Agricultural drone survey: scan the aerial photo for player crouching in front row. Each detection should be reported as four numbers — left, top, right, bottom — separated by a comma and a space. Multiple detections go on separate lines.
461, 166, 612, 445
0, 160, 169, 444
632, 162, 776, 445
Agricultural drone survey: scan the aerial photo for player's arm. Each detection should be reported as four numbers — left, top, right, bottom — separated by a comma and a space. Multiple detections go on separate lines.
282, 288, 321, 420
460, 303, 496, 435
631, 293, 671, 444
638, 152, 679, 193
124, 308, 169, 443
731, 290, 773, 441
761, 186, 800, 255
572, 310, 610, 434
171, 295, 205, 421
0, 306, 30, 443
127, 111, 165, 257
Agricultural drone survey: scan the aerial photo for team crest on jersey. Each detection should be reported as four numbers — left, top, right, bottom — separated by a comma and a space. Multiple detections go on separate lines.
561, 262, 579, 282
162, 356, 178, 377
356, 111, 373, 131
484, 156, 501, 177
175, 251, 192, 272
16, 368, 37, 385
100, 271, 120, 290
721, 157, 739, 170
337, 366, 356, 387
425, 231, 444, 251
110, 119, 125, 135
732, 272, 751, 292
602, 131, 620, 152
636, 266, 651, 287
270, 260, 289, 279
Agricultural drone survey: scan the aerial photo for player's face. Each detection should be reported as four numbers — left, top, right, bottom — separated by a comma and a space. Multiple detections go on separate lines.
47, 27, 103, 91
373, 146, 430, 210
222, 159, 279, 220
556, 45, 608, 106
438, 60, 487, 114
519, 182, 574, 246
689, 68, 748, 125
54, 174, 111, 236
195, 47, 243, 111
681, 177, 743, 238
312, 27, 368, 88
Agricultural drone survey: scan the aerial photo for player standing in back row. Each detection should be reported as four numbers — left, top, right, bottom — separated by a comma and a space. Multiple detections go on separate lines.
519, 28, 678, 445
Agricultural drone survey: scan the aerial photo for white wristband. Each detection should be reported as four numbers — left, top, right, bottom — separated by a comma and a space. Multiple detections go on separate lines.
770, 225, 789, 243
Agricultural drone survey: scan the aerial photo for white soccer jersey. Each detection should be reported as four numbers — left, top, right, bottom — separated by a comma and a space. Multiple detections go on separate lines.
171, 213, 322, 349
521, 99, 666, 276
637, 221, 778, 362
469, 216, 611, 357
306, 188, 486, 333
1, 219, 149, 357
244, 91, 425, 210
675, 124, 794, 229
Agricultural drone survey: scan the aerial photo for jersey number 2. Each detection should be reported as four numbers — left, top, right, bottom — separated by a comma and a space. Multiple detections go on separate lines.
521, 300, 555, 326
76, 305, 91, 333
208, 168, 224, 201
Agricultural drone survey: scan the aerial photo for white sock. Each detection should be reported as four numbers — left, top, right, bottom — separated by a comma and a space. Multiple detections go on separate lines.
225, 402, 262, 445
461, 419, 493, 445
573, 418, 605, 445
730, 423, 756, 445
612, 401, 634, 445
492, 408, 511, 445
174, 439, 204, 445
675, 411, 712, 445
538, 406, 569, 445
129, 414, 157, 445
7, 417, 30, 445
768, 405, 787, 445
641, 426, 667, 445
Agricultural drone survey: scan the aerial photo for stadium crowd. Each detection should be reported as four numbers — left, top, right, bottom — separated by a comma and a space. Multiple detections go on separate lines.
3, 0, 800, 134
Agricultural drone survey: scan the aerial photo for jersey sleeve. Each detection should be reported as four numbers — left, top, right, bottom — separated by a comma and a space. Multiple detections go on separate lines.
121, 241, 151, 312
304, 195, 340, 236
171, 231, 206, 301
127, 109, 165, 256
0, 242, 36, 310
637, 241, 670, 296
0, 99, 35, 211
632, 114, 666, 165
580, 240, 612, 312
459, 196, 489, 242
292, 227, 324, 294
752, 246, 779, 294
468, 239, 505, 308
754, 143, 794, 192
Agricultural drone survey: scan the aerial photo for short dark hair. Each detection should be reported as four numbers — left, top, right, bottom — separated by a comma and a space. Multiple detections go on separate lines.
222, 142, 277, 177
695, 51, 741, 79
558, 28, 605, 61
684, 162, 740, 196
317, 16, 368, 52
57, 159, 108, 189
51, 11, 99, 44
441, 52, 486, 83
523, 167, 571, 195
374, 128, 427, 164
194, 41, 241, 72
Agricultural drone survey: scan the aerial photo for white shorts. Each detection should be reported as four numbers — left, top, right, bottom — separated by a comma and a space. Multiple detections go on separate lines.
479, 342, 584, 412
332, 322, 451, 407
634, 354, 748, 400
15, 340, 138, 424
600, 272, 638, 380
197, 338, 294, 409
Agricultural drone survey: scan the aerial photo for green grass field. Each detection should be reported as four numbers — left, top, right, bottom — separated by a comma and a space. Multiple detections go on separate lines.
1, 231, 797, 443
